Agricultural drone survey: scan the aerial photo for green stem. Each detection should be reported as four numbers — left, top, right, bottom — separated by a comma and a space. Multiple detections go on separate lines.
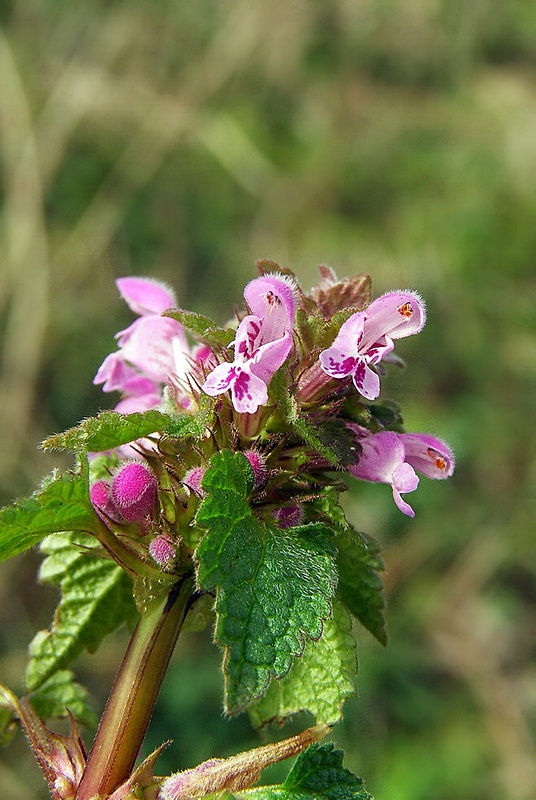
76, 574, 195, 800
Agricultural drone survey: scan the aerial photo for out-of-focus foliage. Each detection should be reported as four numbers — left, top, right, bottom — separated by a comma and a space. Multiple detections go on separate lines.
0, 1, 534, 798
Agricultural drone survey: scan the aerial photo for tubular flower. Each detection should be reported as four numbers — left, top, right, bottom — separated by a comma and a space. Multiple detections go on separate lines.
94, 277, 189, 413
347, 427, 454, 517
319, 290, 426, 400
202, 274, 297, 414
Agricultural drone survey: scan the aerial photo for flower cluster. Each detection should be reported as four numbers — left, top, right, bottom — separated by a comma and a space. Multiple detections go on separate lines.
91, 265, 454, 560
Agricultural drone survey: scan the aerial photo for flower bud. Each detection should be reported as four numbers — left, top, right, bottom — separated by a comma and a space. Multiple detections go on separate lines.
183, 467, 206, 496
149, 535, 176, 567
272, 505, 303, 529
244, 450, 267, 488
111, 462, 157, 522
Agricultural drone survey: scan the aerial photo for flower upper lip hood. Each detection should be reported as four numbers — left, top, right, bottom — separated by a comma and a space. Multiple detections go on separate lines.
116, 276, 177, 315
93, 277, 189, 415
202, 273, 296, 415
319, 290, 426, 401
243, 274, 297, 334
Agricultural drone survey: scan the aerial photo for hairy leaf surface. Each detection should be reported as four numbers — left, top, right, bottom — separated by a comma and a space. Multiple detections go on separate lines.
336, 529, 386, 646
25, 533, 138, 691
0, 464, 96, 563
165, 309, 235, 347
196, 451, 337, 712
28, 670, 97, 727
42, 409, 170, 452
163, 395, 215, 440
249, 601, 357, 727
275, 389, 345, 467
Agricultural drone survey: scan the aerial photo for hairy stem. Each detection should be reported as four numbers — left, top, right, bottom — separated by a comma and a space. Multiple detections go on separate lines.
76, 574, 195, 800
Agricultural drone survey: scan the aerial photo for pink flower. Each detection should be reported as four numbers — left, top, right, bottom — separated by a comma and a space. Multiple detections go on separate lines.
115, 277, 176, 316
319, 291, 426, 400
243, 450, 267, 488
202, 274, 296, 414
94, 277, 189, 413
348, 426, 454, 517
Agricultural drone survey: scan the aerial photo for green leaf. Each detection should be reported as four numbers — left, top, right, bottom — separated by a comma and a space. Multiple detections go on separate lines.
341, 398, 404, 434
28, 670, 97, 727
0, 705, 17, 749
25, 532, 139, 691
295, 308, 327, 354
277, 392, 344, 467
0, 463, 97, 563
249, 601, 357, 727
230, 742, 374, 800
165, 309, 235, 347
307, 490, 386, 645
366, 400, 404, 433
313, 419, 362, 468
163, 395, 215, 440
283, 742, 373, 800
336, 529, 386, 646
42, 409, 171, 452
196, 451, 337, 712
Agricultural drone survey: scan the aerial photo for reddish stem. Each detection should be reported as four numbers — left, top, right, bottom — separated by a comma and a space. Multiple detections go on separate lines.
76, 574, 195, 800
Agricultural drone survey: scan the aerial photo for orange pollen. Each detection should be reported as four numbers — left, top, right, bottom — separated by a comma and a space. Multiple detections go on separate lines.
398, 302, 414, 318
427, 448, 446, 470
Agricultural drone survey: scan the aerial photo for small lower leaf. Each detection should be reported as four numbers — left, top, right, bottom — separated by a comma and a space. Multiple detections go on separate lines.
28, 670, 97, 727
229, 742, 374, 800
25, 533, 139, 691
283, 741, 374, 800
0, 461, 96, 563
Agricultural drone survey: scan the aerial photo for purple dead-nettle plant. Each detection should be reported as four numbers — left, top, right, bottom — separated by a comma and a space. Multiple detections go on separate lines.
0, 261, 454, 800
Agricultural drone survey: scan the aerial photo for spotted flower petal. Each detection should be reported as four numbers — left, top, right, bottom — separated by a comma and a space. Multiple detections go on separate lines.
203, 362, 268, 414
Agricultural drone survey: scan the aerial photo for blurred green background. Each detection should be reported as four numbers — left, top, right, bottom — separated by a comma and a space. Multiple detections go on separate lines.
0, 1, 535, 798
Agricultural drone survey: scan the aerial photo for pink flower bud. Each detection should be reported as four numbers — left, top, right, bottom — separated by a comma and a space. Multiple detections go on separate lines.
89, 480, 123, 522
273, 505, 303, 529
111, 462, 157, 522
183, 467, 206, 496
244, 450, 267, 488
149, 535, 176, 567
